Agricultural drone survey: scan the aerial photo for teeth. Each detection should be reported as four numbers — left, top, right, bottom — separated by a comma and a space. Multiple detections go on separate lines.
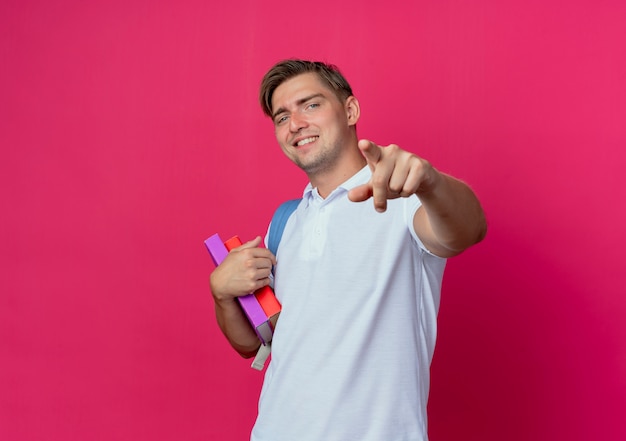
297, 137, 317, 146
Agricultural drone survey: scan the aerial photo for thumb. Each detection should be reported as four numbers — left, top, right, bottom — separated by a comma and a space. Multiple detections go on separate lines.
348, 183, 373, 203
237, 236, 263, 250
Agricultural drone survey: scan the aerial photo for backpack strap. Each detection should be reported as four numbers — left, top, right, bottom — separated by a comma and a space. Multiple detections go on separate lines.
248, 198, 301, 371
268, 198, 301, 256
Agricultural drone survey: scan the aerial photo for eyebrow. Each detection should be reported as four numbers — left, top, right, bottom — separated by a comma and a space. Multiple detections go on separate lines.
272, 93, 325, 120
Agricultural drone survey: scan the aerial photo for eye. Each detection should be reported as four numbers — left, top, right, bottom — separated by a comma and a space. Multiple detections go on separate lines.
306, 103, 320, 110
275, 115, 289, 125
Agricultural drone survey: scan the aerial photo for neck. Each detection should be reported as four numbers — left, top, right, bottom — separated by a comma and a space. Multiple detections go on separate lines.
308, 151, 367, 199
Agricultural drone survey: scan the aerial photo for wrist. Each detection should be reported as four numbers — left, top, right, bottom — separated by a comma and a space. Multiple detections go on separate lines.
416, 166, 444, 197
209, 275, 236, 304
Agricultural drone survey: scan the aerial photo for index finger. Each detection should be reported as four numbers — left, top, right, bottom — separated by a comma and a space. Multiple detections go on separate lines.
360, 140, 393, 212
358, 139, 382, 166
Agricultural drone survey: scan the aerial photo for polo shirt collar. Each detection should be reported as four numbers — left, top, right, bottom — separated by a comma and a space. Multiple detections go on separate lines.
302, 165, 371, 203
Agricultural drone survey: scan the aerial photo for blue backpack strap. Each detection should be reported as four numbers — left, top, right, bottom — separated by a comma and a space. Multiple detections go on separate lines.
268, 198, 301, 256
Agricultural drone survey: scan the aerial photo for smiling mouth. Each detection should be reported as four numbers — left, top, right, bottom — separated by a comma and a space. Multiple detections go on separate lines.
294, 136, 318, 147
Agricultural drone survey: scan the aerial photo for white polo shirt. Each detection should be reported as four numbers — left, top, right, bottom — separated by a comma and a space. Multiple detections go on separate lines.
252, 166, 446, 441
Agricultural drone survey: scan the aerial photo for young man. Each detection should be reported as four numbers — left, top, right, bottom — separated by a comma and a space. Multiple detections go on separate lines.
210, 59, 487, 441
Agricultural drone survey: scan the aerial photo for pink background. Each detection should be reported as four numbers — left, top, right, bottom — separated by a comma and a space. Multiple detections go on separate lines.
2, 1, 625, 440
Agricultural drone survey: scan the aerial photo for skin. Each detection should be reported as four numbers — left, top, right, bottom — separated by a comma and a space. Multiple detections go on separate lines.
210, 72, 487, 357
270, 73, 366, 196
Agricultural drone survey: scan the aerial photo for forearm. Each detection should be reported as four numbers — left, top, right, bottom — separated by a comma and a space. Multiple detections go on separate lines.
415, 172, 487, 256
207, 236, 274, 358
213, 296, 262, 358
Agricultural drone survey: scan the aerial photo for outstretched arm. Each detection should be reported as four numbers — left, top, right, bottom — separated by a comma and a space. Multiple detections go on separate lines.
348, 140, 487, 257
209, 236, 276, 357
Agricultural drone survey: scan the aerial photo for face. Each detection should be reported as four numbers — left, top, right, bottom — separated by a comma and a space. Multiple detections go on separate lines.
270, 72, 359, 176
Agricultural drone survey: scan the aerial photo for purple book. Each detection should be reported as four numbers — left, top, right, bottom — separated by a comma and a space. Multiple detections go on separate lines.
204, 234, 273, 345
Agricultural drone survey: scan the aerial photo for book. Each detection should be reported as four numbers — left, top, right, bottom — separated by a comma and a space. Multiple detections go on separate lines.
223, 235, 281, 328
204, 233, 273, 345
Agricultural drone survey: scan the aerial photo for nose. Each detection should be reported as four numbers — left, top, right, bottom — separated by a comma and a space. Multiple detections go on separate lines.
289, 111, 308, 133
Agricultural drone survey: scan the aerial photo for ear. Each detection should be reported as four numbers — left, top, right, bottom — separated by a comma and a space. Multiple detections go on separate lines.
345, 96, 360, 126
